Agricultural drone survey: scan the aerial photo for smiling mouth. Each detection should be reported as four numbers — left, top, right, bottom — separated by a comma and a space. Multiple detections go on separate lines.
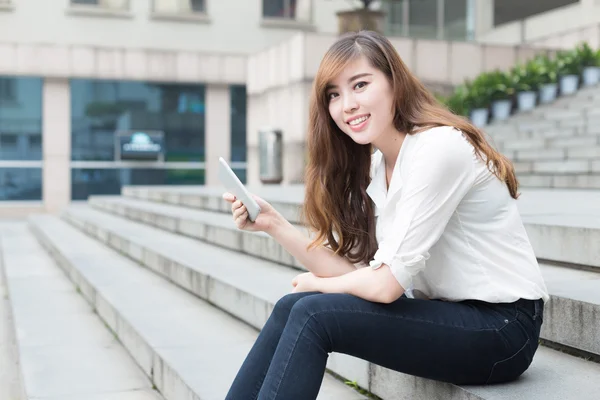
348, 115, 370, 126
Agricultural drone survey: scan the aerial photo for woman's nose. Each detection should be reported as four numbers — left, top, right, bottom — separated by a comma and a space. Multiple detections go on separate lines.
343, 96, 358, 114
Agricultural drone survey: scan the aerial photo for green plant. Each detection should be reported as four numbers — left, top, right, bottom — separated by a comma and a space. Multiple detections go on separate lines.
575, 42, 599, 67
530, 55, 558, 85
444, 84, 469, 116
476, 70, 515, 102
462, 76, 492, 111
555, 49, 583, 76
511, 60, 543, 92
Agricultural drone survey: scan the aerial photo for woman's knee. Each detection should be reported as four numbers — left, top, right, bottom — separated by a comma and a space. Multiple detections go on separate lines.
271, 291, 320, 322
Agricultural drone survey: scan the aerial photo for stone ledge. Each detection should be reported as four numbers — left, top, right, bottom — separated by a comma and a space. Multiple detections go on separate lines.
65, 5, 133, 19
260, 18, 316, 31
150, 11, 211, 24
88, 197, 304, 270
0, 42, 246, 84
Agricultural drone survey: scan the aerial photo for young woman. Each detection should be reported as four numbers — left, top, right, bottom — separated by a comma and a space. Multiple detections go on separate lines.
222, 30, 548, 400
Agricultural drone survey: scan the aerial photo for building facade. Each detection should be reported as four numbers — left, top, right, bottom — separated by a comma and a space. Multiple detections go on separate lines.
0, 0, 598, 215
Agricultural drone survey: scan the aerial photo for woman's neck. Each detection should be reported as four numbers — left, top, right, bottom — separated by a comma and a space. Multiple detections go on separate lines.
375, 129, 406, 172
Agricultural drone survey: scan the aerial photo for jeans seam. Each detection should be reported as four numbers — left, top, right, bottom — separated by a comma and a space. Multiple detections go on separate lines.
269, 307, 320, 399
485, 338, 530, 384
303, 306, 509, 332
250, 364, 270, 400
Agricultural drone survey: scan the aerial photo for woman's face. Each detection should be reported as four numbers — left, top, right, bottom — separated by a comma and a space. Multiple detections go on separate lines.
327, 55, 396, 146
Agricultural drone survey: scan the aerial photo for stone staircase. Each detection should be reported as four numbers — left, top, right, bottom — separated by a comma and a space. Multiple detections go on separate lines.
2, 181, 600, 399
485, 85, 600, 189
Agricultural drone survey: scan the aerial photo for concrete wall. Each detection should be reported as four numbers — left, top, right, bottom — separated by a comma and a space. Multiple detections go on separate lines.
0, 0, 354, 54
479, 0, 600, 48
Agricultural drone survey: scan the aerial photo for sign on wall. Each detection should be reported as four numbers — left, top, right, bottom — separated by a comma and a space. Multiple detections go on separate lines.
115, 130, 165, 161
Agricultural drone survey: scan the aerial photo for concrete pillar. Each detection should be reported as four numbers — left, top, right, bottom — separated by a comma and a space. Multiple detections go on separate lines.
474, 0, 494, 38
205, 84, 231, 186
42, 78, 71, 213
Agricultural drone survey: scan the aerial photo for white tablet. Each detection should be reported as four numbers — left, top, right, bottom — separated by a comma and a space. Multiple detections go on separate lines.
218, 157, 261, 222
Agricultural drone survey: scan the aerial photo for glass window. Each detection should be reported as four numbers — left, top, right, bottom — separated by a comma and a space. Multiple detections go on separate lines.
71, 0, 99, 4
70, 80, 205, 162
263, 0, 296, 19
383, 0, 405, 37
230, 85, 247, 184
0, 168, 42, 200
0, 77, 43, 161
71, 168, 204, 200
408, 0, 438, 39
444, 0, 467, 40
0, 79, 17, 102
191, 0, 205, 12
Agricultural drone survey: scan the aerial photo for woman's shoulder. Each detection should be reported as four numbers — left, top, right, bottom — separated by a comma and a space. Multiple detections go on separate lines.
411, 125, 475, 154
413, 125, 465, 144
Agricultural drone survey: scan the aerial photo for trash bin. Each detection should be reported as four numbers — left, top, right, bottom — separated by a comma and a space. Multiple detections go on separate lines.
259, 127, 283, 184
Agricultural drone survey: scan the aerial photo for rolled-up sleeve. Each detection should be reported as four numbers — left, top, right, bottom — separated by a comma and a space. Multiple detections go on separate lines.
370, 132, 476, 290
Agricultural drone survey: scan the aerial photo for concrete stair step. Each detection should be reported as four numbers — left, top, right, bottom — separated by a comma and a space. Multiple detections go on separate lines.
496, 136, 600, 152
61, 205, 600, 374
28, 214, 364, 400
0, 223, 25, 400
0, 221, 161, 400
516, 174, 600, 189
114, 188, 600, 270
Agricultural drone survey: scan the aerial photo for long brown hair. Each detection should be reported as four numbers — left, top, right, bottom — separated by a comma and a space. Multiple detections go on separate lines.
302, 30, 519, 265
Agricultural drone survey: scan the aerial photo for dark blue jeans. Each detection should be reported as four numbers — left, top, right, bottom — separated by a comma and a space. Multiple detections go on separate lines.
225, 291, 544, 400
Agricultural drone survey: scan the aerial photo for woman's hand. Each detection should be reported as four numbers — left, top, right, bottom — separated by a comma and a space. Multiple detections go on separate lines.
291, 272, 322, 293
222, 192, 281, 233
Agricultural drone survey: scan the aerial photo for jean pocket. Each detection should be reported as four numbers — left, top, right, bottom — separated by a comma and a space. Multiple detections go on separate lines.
486, 338, 533, 384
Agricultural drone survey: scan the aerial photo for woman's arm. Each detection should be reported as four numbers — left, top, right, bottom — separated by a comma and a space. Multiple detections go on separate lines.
267, 214, 358, 278
293, 264, 405, 303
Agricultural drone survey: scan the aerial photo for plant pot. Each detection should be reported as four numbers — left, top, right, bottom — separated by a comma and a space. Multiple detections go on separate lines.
491, 100, 512, 121
582, 66, 600, 87
539, 83, 557, 104
517, 91, 537, 112
469, 108, 489, 128
559, 74, 580, 96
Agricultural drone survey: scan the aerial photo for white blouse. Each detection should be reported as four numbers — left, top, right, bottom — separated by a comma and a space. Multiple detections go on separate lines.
367, 126, 549, 303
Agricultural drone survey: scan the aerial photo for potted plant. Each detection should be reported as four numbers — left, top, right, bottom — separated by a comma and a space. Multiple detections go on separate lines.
336, 0, 385, 34
534, 55, 559, 104
511, 61, 541, 112
464, 79, 490, 127
575, 42, 600, 87
485, 70, 515, 122
556, 49, 582, 95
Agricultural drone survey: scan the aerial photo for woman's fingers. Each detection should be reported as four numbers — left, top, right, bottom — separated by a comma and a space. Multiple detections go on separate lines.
233, 204, 246, 219
231, 200, 242, 213
235, 210, 249, 227
222, 192, 235, 202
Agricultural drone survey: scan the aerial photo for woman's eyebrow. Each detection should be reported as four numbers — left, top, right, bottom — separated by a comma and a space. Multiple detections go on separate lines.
326, 73, 373, 90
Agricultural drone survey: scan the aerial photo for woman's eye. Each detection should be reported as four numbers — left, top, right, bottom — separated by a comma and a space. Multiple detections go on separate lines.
354, 81, 368, 90
327, 92, 338, 100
